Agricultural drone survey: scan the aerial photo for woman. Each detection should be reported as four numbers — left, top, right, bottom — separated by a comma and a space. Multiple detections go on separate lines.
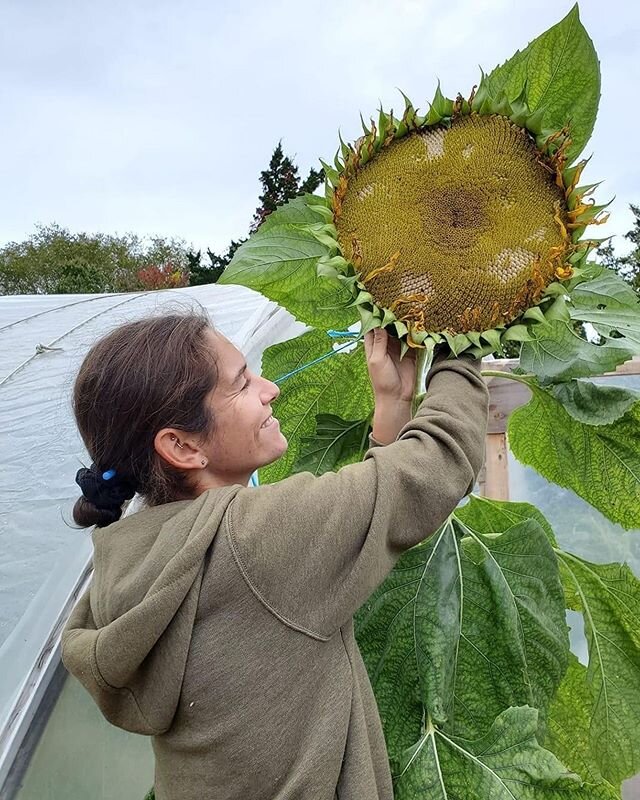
62, 311, 489, 800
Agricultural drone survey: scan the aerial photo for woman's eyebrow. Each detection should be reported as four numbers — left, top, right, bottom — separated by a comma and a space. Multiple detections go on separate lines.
233, 363, 248, 384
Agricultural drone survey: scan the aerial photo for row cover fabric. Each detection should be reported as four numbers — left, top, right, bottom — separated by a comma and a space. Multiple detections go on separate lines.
0, 284, 304, 735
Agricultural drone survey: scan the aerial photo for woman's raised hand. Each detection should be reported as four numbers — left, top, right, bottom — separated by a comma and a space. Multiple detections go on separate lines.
364, 328, 418, 404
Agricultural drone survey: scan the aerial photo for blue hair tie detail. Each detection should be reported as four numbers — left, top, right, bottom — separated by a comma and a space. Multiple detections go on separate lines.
75, 464, 136, 512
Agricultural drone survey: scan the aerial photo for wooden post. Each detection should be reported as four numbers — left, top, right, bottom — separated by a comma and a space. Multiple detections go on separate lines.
479, 355, 640, 501
483, 433, 510, 500
480, 359, 528, 501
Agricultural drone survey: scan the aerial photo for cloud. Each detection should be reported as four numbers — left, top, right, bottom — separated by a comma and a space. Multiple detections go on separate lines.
0, 0, 637, 253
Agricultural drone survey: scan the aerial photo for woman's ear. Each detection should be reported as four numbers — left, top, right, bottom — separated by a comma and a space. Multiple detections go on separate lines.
154, 429, 208, 470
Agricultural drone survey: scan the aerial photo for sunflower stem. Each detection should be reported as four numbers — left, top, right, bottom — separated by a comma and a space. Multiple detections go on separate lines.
480, 369, 536, 385
412, 348, 432, 415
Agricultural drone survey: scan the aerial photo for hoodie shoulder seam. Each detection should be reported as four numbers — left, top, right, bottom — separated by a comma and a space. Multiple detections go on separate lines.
89, 628, 164, 735
225, 495, 331, 642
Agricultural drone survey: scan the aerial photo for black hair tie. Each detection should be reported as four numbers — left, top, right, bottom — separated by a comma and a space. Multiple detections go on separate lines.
75, 465, 137, 510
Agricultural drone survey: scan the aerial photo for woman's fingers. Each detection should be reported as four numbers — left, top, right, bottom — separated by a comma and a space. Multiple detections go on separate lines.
365, 328, 388, 365
364, 330, 373, 359
372, 328, 388, 361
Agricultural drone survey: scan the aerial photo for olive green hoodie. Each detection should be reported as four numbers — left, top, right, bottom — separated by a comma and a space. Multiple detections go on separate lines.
62, 354, 488, 800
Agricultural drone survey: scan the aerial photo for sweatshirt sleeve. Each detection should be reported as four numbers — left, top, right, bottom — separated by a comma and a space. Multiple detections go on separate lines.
226, 354, 489, 641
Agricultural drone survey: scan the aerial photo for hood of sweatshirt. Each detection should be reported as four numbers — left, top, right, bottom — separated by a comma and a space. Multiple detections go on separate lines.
61, 485, 242, 736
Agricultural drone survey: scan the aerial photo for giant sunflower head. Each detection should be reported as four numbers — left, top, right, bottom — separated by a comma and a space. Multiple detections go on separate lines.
221, 6, 611, 362
317, 85, 608, 356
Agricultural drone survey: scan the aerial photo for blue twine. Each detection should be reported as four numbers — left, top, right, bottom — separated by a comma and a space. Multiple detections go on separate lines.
274, 336, 363, 385
326, 329, 360, 339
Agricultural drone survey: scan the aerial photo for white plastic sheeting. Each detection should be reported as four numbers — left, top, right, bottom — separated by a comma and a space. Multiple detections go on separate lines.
0, 285, 304, 750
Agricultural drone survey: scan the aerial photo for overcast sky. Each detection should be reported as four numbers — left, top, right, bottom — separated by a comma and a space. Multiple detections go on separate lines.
1, 0, 638, 257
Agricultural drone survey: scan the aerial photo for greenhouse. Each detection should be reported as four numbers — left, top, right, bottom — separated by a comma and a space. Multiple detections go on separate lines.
0, 285, 304, 797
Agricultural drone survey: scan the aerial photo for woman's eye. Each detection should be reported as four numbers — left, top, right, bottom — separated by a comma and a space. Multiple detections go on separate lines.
242, 380, 250, 391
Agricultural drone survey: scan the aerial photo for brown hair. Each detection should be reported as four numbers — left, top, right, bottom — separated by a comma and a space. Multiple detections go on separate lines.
72, 311, 218, 528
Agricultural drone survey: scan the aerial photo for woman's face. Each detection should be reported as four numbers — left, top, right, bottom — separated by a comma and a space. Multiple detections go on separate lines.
200, 330, 288, 485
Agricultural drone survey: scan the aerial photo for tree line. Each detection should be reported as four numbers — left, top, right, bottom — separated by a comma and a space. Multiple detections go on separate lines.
1, 155, 637, 297
0, 142, 322, 295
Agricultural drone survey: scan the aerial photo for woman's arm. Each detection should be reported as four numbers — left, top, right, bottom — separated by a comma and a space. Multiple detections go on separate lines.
225, 345, 489, 640
370, 399, 412, 445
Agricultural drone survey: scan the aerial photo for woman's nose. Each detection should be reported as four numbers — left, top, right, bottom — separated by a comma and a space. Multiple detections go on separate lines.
261, 377, 280, 402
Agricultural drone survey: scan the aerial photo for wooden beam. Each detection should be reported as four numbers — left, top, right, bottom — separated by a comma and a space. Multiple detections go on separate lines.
486, 354, 640, 377
482, 355, 640, 434
485, 376, 531, 434
482, 432, 510, 500
604, 357, 640, 376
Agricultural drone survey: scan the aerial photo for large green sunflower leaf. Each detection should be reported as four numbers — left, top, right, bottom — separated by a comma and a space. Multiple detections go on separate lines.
259, 331, 373, 484
508, 384, 640, 529
258, 195, 330, 232
219, 199, 358, 330
455, 495, 557, 547
550, 381, 640, 426
457, 499, 624, 792
570, 267, 639, 310
292, 413, 371, 476
569, 267, 640, 346
392, 706, 582, 800
519, 320, 637, 384
355, 517, 568, 749
570, 306, 640, 347
546, 654, 620, 797
455, 518, 568, 738
485, 5, 600, 162
557, 552, 640, 784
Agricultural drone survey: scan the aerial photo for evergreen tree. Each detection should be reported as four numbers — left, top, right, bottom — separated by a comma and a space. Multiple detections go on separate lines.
299, 166, 324, 196
187, 241, 246, 286
595, 240, 619, 270
250, 142, 323, 232
616, 204, 640, 295
189, 142, 324, 286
